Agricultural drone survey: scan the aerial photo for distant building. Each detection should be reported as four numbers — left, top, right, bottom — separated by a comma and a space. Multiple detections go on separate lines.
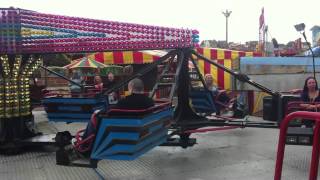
310, 25, 320, 46
216, 41, 228, 49
200, 40, 228, 49
244, 41, 259, 52
200, 38, 309, 57
200, 40, 218, 48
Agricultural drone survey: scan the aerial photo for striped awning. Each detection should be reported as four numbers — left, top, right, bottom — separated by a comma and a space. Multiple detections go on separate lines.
88, 51, 163, 64
88, 48, 262, 90
63, 59, 80, 69
68, 57, 108, 69
195, 48, 262, 90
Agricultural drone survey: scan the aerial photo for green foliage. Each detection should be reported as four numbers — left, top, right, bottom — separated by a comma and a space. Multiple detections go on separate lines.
42, 54, 71, 67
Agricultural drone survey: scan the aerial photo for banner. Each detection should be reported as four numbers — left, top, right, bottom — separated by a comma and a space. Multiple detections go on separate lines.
259, 8, 265, 30
88, 51, 160, 64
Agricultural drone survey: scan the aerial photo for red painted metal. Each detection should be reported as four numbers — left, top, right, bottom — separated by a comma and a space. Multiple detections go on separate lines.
274, 111, 320, 180
309, 121, 320, 180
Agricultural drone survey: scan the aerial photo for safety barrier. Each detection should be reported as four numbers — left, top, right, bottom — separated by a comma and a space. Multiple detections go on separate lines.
274, 111, 320, 180
189, 90, 216, 114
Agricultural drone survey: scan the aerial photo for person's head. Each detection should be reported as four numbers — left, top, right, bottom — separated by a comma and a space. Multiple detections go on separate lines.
204, 74, 213, 87
128, 78, 144, 94
107, 72, 115, 82
303, 76, 318, 92
124, 65, 133, 75
94, 75, 102, 84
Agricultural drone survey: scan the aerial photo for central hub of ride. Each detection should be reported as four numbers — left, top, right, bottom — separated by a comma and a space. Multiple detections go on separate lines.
0, 55, 41, 144
0, 7, 199, 145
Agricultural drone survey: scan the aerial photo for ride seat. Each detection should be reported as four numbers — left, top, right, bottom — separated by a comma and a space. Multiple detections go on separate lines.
189, 90, 216, 114
90, 102, 173, 161
43, 94, 107, 123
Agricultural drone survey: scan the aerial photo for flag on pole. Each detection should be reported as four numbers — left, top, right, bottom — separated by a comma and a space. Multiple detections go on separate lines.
259, 8, 265, 30
259, 7, 265, 54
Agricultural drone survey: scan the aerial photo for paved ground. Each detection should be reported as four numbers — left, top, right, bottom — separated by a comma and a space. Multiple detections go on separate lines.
0, 110, 317, 180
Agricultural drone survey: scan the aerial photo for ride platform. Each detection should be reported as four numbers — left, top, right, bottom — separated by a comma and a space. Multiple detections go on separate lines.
0, 110, 317, 180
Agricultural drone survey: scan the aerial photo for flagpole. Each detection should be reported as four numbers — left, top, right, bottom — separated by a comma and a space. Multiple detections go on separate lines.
259, 7, 265, 55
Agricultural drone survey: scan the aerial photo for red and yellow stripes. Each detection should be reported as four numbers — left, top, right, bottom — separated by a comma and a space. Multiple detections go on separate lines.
87, 48, 262, 90
69, 57, 107, 69
195, 48, 262, 90
88, 51, 159, 64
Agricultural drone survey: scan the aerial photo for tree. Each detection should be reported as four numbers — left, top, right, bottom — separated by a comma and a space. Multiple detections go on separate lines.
42, 54, 71, 67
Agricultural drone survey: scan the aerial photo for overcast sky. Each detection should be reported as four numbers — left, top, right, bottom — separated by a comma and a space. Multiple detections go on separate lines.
1, 0, 319, 44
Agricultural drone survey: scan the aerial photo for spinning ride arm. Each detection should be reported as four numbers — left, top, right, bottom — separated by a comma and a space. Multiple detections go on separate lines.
39, 65, 84, 89
191, 50, 280, 97
100, 50, 177, 96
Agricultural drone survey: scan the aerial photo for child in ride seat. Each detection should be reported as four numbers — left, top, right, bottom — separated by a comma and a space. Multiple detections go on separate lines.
93, 75, 104, 92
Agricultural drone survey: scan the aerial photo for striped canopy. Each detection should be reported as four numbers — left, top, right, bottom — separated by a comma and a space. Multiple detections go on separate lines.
88, 51, 164, 64
87, 48, 262, 90
68, 57, 107, 69
195, 48, 262, 90
63, 59, 80, 69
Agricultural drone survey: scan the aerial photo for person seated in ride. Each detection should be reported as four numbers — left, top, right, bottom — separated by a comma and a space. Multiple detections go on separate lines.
299, 77, 320, 127
116, 78, 154, 109
204, 74, 231, 114
300, 76, 320, 111
75, 78, 154, 154
104, 72, 119, 105
93, 75, 104, 92
104, 72, 116, 89
69, 71, 83, 97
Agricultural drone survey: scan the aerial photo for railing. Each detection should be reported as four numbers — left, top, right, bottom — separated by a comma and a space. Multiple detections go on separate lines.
43, 88, 106, 98
274, 111, 320, 180
285, 101, 320, 116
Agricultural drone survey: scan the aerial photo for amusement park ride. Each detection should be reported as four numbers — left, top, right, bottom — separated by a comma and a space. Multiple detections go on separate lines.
1, 7, 320, 178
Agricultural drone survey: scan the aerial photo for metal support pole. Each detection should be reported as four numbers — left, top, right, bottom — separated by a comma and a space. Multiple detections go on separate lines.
39, 65, 83, 89
302, 32, 316, 80
226, 17, 228, 44
191, 50, 279, 97
222, 10, 232, 46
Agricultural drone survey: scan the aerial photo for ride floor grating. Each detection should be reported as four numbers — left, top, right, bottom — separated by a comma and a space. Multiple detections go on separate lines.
0, 110, 318, 180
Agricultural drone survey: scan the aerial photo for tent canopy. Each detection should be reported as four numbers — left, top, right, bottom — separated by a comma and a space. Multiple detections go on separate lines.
88, 48, 262, 89
194, 48, 262, 89
63, 59, 80, 69
68, 57, 108, 69
88, 51, 165, 64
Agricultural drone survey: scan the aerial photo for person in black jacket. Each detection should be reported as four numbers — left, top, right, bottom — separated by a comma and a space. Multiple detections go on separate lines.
104, 72, 116, 89
76, 78, 154, 153
116, 78, 154, 109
